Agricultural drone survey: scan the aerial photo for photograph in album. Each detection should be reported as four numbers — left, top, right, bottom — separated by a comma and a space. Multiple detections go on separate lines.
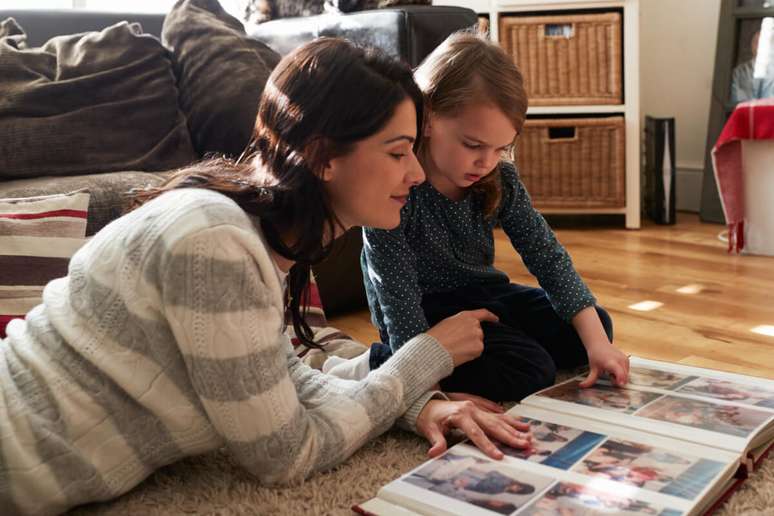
623, 367, 695, 390
606, 368, 774, 410
403, 451, 553, 514
497, 419, 604, 470
637, 396, 772, 438
675, 378, 774, 409
521, 481, 681, 516
572, 438, 725, 500
537, 380, 661, 414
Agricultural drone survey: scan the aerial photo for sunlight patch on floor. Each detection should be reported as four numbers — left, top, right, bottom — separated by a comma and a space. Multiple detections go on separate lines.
676, 284, 704, 294
628, 300, 664, 312
751, 325, 774, 337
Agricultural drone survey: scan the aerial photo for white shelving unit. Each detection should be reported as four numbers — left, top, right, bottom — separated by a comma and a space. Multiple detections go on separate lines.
434, 0, 640, 229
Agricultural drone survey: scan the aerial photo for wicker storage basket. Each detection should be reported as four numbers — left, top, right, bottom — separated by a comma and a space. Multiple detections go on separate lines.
499, 12, 622, 106
515, 117, 625, 209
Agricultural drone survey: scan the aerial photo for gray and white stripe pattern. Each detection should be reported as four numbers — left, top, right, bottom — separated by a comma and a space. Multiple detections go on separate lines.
0, 188, 453, 515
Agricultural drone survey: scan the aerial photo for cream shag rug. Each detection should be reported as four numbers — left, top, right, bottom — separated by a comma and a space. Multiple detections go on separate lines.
68, 428, 773, 515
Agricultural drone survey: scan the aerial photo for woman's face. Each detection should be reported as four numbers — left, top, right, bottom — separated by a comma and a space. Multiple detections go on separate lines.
422, 102, 517, 200
323, 98, 424, 231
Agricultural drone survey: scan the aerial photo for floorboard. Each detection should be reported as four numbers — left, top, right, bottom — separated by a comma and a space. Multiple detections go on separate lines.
329, 213, 774, 379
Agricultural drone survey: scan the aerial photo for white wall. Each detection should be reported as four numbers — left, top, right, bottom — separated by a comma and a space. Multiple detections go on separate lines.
0, 1, 244, 16
640, 0, 721, 212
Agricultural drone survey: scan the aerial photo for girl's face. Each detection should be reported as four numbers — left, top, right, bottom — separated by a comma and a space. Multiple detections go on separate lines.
322, 98, 424, 231
423, 102, 517, 199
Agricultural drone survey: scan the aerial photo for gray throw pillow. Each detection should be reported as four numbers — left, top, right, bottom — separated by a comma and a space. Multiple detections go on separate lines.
162, 0, 281, 158
0, 19, 197, 180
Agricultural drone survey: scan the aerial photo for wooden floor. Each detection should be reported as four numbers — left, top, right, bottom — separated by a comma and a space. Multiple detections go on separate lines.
329, 213, 774, 380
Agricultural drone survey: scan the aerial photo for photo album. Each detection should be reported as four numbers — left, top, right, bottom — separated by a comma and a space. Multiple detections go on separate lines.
354, 357, 774, 516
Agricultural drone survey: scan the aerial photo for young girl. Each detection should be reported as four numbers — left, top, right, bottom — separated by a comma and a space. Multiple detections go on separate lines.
0, 38, 531, 515
352, 31, 630, 402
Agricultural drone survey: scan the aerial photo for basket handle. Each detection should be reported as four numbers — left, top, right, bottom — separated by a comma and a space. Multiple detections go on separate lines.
545, 126, 577, 143
543, 23, 575, 38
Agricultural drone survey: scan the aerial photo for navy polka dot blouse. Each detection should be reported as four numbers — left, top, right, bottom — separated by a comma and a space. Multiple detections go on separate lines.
361, 161, 596, 352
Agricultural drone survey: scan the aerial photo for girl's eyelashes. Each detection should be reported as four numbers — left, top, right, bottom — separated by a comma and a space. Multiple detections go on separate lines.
390, 152, 407, 160
463, 141, 512, 152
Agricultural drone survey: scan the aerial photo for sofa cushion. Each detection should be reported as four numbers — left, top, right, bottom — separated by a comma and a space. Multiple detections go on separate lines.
0, 18, 197, 180
0, 170, 173, 236
247, 5, 478, 67
162, 0, 281, 158
0, 191, 90, 337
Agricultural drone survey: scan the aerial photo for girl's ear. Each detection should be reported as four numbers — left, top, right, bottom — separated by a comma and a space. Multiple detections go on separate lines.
423, 112, 435, 138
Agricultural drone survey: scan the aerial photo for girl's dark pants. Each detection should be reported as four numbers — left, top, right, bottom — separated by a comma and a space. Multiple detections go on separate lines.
370, 281, 613, 402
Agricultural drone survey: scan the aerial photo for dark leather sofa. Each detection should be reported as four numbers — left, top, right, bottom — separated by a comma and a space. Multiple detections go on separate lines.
0, 5, 476, 315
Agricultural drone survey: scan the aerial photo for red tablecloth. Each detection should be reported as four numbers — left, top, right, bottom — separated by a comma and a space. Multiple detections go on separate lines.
712, 98, 774, 253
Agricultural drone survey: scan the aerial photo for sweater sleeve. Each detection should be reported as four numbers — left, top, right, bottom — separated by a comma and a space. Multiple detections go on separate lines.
161, 224, 454, 484
498, 163, 596, 321
361, 225, 430, 351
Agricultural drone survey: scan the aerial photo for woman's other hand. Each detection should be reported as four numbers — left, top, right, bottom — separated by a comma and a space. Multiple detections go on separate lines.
416, 399, 531, 460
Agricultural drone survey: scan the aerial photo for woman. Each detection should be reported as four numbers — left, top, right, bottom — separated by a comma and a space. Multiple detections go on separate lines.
0, 38, 530, 515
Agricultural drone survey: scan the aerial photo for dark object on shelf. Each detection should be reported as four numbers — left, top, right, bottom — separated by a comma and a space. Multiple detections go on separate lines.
644, 116, 676, 225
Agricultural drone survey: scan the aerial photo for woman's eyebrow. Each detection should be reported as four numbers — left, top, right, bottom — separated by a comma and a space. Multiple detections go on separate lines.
383, 135, 416, 144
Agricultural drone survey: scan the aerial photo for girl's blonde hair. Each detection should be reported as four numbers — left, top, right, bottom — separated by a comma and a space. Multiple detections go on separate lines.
415, 31, 528, 218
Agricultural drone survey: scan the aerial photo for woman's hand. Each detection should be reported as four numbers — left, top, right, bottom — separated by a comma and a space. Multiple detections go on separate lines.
580, 342, 630, 388
426, 309, 498, 367
445, 392, 504, 414
415, 399, 531, 460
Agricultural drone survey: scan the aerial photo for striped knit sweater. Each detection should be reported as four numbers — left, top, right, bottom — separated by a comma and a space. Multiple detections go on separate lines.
0, 188, 453, 515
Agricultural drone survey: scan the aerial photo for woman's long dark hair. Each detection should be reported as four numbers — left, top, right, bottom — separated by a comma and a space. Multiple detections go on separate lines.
132, 38, 424, 349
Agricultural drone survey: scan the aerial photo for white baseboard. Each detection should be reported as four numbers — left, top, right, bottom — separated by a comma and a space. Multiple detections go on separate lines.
676, 166, 704, 213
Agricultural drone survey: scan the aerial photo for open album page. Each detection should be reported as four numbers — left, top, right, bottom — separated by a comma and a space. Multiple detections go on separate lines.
376, 404, 738, 516
522, 357, 774, 456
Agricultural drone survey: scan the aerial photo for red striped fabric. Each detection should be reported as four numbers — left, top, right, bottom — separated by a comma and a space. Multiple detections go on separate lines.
0, 314, 21, 329
286, 275, 330, 352
1, 192, 90, 338
0, 209, 88, 220
285, 275, 359, 369
306, 282, 323, 308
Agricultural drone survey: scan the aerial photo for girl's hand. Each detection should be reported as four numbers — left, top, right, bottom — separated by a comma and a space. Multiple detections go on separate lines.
579, 342, 630, 388
416, 399, 531, 460
571, 306, 629, 388
445, 392, 504, 414
426, 309, 498, 366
